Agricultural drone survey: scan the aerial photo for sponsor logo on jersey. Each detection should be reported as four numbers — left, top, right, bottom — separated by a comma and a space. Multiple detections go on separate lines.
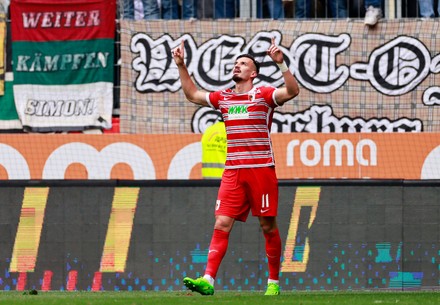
228, 105, 249, 120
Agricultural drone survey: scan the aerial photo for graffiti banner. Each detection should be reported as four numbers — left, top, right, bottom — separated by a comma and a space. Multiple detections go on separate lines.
10, 0, 115, 132
119, 19, 440, 133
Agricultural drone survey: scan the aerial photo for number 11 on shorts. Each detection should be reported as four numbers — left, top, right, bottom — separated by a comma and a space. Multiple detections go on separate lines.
261, 193, 269, 213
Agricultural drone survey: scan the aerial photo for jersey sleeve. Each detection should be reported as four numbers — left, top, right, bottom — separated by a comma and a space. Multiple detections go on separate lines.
260, 86, 278, 108
207, 91, 221, 109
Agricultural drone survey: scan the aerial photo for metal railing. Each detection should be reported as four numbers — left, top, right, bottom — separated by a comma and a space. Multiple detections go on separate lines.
117, 0, 425, 20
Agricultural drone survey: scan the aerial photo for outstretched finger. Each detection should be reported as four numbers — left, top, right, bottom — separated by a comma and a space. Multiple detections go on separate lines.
267, 39, 275, 54
268, 45, 277, 54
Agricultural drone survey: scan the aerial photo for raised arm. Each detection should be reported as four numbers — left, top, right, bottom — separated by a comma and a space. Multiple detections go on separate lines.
172, 40, 209, 106
266, 37, 300, 106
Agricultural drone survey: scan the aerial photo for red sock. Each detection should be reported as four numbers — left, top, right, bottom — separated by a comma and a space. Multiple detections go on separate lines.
205, 229, 230, 279
264, 229, 282, 281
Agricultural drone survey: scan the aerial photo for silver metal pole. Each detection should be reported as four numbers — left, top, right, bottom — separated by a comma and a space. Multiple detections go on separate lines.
240, 0, 257, 18
385, 0, 398, 19
395, 0, 402, 18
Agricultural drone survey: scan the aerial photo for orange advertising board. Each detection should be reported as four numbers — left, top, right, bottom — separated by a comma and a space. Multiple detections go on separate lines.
272, 133, 439, 180
0, 133, 438, 180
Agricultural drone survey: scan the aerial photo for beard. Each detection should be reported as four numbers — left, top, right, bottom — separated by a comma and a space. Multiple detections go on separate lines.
232, 74, 242, 82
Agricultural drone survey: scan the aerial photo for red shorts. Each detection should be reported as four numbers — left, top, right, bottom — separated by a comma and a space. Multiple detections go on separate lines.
215, 167, 279, 222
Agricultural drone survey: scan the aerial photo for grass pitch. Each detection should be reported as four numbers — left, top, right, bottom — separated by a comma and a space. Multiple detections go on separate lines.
0, 290, 439, 305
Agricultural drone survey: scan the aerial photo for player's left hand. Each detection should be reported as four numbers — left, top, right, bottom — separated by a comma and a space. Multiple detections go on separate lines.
266, 37, 283, 64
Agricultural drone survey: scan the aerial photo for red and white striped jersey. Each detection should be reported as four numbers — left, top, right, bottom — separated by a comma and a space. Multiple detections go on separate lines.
206, 86, 280, 169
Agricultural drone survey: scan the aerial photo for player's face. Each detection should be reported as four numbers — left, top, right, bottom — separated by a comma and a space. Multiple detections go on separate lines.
232, 57, 258, 83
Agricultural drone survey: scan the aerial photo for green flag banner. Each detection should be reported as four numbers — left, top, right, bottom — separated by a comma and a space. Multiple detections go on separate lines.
10, 0, 115, 132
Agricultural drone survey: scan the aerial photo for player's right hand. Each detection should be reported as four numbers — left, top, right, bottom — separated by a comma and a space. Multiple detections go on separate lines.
172, 40, 185, 67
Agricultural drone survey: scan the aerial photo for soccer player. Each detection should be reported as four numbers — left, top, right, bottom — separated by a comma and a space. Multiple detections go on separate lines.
172, 37, 300, 296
